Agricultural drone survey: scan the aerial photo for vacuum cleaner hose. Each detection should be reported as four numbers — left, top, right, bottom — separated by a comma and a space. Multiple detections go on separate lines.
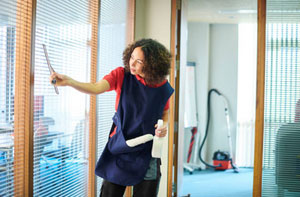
198, 89, 222, 168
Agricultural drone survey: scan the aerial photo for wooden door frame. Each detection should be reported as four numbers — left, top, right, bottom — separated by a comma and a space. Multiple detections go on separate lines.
88, 0, 100, 196
169, 0, 267, 196
167, 0, 178, 196
253, 0, 266, 196
14, 0, 36, 196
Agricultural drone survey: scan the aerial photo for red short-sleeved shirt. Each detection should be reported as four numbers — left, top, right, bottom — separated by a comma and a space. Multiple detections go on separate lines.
103, 67, 170, 137
103, 67, 170, 111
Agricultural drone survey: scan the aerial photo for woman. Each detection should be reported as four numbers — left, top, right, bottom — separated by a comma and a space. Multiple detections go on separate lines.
50, 39, 174, 196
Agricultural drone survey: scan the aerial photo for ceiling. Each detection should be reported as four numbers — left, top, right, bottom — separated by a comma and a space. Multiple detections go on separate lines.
187, 0, 258, 24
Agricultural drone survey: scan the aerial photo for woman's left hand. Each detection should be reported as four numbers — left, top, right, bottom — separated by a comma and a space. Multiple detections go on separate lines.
155, 124, 167, 137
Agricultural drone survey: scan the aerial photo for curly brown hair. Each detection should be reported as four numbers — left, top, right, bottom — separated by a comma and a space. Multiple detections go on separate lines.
123, 38, 172, 85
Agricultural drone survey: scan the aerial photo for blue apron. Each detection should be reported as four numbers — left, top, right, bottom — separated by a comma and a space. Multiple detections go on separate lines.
95, 72, 174, 186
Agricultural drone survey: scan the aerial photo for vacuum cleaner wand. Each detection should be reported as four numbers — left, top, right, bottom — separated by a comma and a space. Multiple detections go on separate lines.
222, 96, 239, 173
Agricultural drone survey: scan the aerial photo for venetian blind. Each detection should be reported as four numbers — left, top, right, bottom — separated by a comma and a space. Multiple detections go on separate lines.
33, 0, 92, 196
96, 0, 128, 195
262, 0, 300, 196
0, 1, 16, 196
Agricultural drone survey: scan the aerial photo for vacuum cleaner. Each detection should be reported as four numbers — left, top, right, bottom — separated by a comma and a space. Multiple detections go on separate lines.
198, 88, 239, 173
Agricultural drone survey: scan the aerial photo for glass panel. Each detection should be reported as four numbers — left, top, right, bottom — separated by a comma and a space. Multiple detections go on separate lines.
182, 0, 257, 196
0, 1, 16, 196
262, 0, 300, 196
33, 1, 90, 196
96, 0, 128, 195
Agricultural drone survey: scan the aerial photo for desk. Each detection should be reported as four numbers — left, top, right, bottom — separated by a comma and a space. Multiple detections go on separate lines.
44, 131, 64, 141
0, 131, 14, 196
0, 127, 13, 134
41, 131, 65, 150
41, 132, 71, 159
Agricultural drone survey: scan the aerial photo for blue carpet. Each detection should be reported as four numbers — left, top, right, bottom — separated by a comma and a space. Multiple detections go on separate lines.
181, 168, 253, 197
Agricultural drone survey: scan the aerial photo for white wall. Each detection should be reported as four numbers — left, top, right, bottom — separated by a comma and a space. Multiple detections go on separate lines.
135, 0, 171, 196
185, 22, 210, 168
208, 24, 238, 163
135, 0, 171, 49
185, 22, 238, 167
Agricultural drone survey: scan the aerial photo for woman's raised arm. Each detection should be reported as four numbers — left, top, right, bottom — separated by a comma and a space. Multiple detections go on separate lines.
50, 72, 110, 95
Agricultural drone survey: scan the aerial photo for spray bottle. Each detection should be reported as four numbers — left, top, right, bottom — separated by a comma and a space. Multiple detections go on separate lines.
151, 119, 164, 158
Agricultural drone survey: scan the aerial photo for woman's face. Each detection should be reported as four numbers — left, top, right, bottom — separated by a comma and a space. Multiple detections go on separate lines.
129, 47, 145, 77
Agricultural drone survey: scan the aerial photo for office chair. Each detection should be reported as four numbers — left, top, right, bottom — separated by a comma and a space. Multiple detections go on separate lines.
275, 100, 300, 195
38, 120, 87, 193
42, 119, 87, 167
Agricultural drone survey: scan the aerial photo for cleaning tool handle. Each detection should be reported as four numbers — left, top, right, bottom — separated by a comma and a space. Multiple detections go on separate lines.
42, 44, 59, 94
126, 134, 154, 147
151, 119, 164, 158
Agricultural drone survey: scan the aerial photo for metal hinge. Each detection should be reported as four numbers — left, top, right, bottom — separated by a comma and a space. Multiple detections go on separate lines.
174, 121, 178, 133
176, 60, 180, 71
176, 0, 181, 10
175, 60, 180, 78
172, 182, 177, 193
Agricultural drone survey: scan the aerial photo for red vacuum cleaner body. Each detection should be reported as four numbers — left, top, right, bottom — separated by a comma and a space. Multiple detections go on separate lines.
212, 150, 232, 170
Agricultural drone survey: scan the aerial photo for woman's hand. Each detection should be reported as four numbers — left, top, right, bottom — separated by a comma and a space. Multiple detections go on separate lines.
49, 72, 72, 86
155, 124, 167, 137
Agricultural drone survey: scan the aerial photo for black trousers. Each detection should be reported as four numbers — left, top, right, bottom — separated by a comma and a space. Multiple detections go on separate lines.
100, 178, 161, 197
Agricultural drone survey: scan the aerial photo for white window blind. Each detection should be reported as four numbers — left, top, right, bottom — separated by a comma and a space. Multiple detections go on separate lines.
33, 1, 91, 196
262, 0, 300, 196
0, 1, 16, 196
96, 0, 128, 195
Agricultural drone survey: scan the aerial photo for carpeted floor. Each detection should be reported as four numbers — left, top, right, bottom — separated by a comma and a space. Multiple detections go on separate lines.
181, 167, 253, 197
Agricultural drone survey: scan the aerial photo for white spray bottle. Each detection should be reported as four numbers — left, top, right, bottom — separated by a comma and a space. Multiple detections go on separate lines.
151, 119, 164, 158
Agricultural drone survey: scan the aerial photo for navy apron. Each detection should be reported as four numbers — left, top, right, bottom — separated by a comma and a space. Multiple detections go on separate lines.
95, 72, 174, 186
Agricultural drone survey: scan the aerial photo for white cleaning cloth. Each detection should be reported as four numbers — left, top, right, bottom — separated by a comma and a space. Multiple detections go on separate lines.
126, 134, 154, 147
